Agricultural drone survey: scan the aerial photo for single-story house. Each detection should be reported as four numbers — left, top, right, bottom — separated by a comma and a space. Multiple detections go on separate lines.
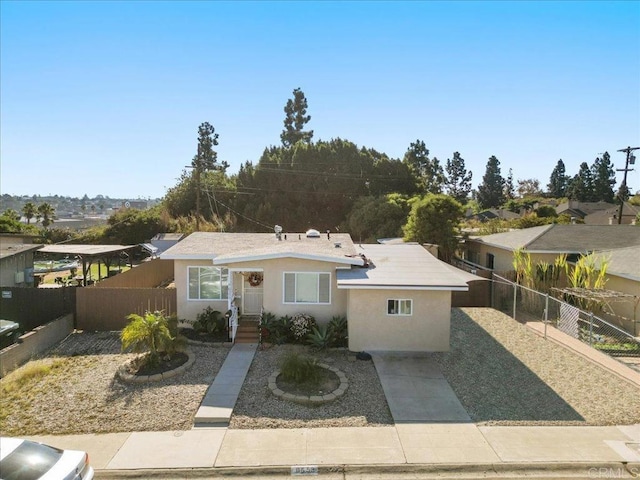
554, 200, 638, 225
464, 224, 640, 273
0, 237, 43, 287
161, 230, 477, 352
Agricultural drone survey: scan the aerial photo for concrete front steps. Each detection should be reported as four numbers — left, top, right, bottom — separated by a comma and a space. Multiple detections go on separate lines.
234, 318, 260, 344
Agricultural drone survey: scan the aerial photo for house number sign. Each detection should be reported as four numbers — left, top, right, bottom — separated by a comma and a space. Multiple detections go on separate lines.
291, 465, 318, 475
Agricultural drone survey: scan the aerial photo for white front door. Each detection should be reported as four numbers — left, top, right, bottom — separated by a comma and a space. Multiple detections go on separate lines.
243, 272, 263, 315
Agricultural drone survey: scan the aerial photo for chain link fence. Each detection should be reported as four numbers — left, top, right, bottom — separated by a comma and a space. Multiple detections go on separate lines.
492, 274, 640, 358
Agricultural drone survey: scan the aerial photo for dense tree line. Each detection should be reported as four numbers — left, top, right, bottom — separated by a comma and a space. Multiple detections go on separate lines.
3, 88, 636, 251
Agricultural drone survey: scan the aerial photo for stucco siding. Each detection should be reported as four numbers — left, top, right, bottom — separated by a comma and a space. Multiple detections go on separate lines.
174, 258, 347, 322
346, 289, 451, 352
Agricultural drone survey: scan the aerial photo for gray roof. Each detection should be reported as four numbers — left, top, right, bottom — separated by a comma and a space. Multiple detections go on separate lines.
38, 244, 137, 256
161, 232, 363, 266
590, 246, 640, 282
0, 242, 43, 260
337, 244, 472, 290
470, 224, 640, 253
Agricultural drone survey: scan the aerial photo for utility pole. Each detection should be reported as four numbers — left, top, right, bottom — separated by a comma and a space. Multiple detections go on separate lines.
615, 146, 638, 224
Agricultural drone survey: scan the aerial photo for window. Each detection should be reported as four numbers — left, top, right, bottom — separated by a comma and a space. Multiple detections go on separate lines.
387, 299, 412, 316
283, 272, 331, 304
486, 253, 495, 270
188, 267, 228, 300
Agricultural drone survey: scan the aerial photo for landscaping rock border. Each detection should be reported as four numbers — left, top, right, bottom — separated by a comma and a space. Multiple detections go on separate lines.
268, 363, 348, 404
117, 349, 195, 384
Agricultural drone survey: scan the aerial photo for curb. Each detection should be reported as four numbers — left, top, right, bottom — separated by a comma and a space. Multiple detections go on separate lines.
94, 461, 636, 479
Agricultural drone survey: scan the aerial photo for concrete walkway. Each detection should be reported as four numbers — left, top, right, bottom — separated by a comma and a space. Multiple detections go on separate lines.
193, 342, 257, 425
26, 424, 640, 473
372, 353, 471, 423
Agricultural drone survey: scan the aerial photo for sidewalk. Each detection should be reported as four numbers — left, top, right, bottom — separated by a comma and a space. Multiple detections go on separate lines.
26, 423, 640, 474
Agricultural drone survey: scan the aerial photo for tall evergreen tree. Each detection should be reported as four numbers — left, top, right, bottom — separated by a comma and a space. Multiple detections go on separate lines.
567, 162, 594, 202
403, 140, 444, 194
476, 156, 506, 209
191, 122, 226, 229
444, 151, 472, 203
547, 159, 569, 198
591, 152, 616, 203
280, 88, 313, 147
504, 168, 515, 200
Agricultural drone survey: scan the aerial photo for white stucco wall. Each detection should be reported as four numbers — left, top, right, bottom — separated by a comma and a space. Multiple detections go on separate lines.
173, 258, 348, 322
346, 288, 452, 352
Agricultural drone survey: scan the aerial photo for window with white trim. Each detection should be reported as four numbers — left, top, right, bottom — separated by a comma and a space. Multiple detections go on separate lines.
387, 299, 412, 316
283, 272, 331, 304
188, 266, 229, 300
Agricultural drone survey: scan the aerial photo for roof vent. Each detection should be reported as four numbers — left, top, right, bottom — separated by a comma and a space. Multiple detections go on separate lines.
334, 242, 342, 248
306, 229, 320, 238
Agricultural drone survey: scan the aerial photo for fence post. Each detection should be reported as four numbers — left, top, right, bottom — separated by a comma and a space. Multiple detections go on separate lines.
544, 294, 549, 339
513, 282, 517, 321
589, 312, 594, 346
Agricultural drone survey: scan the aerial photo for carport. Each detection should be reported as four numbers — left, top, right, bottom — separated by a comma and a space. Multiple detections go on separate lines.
37, 244, 136, 286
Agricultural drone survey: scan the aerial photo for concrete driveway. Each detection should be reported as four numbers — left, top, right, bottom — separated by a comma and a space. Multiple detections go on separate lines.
372, 353, 471, 423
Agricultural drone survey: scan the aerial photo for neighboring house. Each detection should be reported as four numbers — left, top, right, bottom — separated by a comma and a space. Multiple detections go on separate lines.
161, 231, 473, 352
0, 238, 42, 287
150, 233, 184, 254
468, 208, 520, 222
589, 246, 640, 336
464, 224, 640, 272
554, 200, 638, 225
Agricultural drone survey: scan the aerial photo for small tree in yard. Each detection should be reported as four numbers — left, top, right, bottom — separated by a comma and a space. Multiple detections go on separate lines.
403, 194, 464, 262
121, 310, 175, 367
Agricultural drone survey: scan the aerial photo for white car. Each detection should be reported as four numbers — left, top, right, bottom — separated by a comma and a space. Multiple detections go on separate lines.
0, 437, 94, 480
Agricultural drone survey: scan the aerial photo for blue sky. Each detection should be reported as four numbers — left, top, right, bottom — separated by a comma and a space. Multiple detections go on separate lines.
1, 1, 639, 200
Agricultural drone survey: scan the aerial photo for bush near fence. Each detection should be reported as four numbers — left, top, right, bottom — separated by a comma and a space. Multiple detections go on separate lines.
492, 273, 640, 358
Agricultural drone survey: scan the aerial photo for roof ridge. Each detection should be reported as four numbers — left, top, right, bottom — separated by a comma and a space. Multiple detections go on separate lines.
523, 223, 554, 248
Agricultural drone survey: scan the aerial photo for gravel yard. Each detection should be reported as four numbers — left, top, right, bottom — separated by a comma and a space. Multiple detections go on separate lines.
434, 308, 640, 426
229, 344, 393, 429
0, 332, 230, 436
2, 308, 638, 436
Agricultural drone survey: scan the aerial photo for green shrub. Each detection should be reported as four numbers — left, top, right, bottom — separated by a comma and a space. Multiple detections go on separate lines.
194, 307, 225, 334
290, 313, 317, 342
279, 352, 321, 384
260, 312, 293, 344
307, 324, 332, 350
328, 316, 348, 347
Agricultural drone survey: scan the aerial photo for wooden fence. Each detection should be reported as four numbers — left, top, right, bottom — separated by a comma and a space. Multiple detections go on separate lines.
76, 287, 176, 331
0, 287, 76, 331
94, 259, 174, 288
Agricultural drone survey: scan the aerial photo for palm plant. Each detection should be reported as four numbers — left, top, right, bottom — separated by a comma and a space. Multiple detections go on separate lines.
37, 203, 56, 228
121, 310, 174, 367
22, 202, 37, 224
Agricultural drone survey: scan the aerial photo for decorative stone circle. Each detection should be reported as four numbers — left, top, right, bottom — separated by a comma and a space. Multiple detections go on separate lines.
268, 363, 348, 404
117, 349, 195, 384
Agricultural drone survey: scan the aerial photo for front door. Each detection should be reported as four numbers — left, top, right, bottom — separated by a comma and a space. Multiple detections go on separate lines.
243, 272, 264, 315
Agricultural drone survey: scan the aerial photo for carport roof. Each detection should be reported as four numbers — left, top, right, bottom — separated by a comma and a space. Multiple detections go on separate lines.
38, 244, 137, 256
337, 244, 476, 290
